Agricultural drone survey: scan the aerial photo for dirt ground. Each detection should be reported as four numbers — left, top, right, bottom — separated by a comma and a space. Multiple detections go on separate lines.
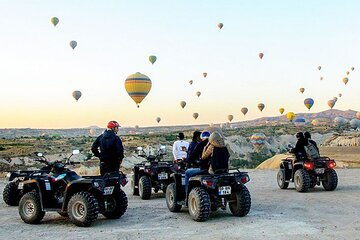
0, 169, 359, 240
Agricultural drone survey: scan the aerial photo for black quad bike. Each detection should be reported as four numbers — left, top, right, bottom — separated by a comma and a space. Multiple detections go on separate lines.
17, 150, 128, 227
277, 155, 338, 192
3, 153, 54, 206
131, 146, 176, 200
165, 169, 251, 222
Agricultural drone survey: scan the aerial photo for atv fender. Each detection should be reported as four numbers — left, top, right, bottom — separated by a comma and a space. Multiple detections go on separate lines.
21, 179, 45, 210
280, 161, 292, 181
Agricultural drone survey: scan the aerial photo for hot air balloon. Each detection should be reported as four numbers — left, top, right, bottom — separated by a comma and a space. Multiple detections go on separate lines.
125, 72, 152, 108
259, 53, 264, 59
318, 66, 321, 70
149, 55, 157, 65
156, 117, 161, 123
227, 115, 234, 122
241, 107, 248, 115
334, 117, 348, 127
351, 67, 355, 71
320, 77, 323, 80
217, 23, 223, 29
196, 91, 201, 97
343, 77, 349, 85
333, 97, 338, 102
180, 101, 186, 109
357, 112, 360, 120
304, 98, 314, 110
258, 103, 265, 112
72, 90, 82, 101
300, 88, 305, 94
346, 71, 350, 76
51, 17, 59, 27
89, 128, 96, 136
70, 40, 77, 50
135, 125, 139, 130
279, 108, 285, 115
312, 118, 332, 126
350, 119, 360, 130
286, 112, 295, 122
294, 117, 306, 128
338, 93, 342, 98
189, 80, 193, 85
250, 133, 266, 150
193, 113, 199, 120
328, 99, 335, 109
203, 72, 207, 78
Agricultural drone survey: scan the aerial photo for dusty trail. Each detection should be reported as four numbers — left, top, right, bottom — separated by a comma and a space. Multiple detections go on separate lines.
0, 169, 359, 240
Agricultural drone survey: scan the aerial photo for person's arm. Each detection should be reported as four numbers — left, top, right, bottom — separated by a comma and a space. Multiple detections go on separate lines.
172, 141, 177, 161
91, 136, 101, 157
115, 137, 124, 163
202, 143, 213, 160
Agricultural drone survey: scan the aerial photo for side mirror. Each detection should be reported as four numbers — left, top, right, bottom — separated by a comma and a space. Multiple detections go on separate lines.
137, 147, 143, 151
37, 152, 43, 157
72, 150, 80, 155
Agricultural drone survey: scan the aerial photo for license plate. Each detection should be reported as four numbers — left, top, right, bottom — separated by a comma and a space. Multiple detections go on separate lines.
181, 177, 185, 186
104, 186, 114, 195
158, 172, 168, 180
315, 168, 324, 174
18, 182, 24, 189
218, 186, 231, 195
45, 182, 51, 191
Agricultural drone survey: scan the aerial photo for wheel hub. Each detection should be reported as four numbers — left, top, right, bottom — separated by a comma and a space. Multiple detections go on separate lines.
72, 201, 86, 219
23, 200, 35, 217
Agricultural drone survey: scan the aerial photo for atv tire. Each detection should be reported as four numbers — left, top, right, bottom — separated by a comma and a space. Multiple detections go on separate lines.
322, 169, 338, 191
277, 170, 289, 189
188, 187, 210, 222
18, 192, 45, 224
68, 192, 99, 227
3, 181, 20, 206
166, 183, 182, 212
102, 188, 128, 219
229, 184, 251, 217
294, 169, 310, 192
131, 175, 139, 196
139, 176, 151, 200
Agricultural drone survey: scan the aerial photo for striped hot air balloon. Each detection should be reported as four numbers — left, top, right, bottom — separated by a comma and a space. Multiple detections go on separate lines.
125, 72, 152, 108
304, 98, 314, 110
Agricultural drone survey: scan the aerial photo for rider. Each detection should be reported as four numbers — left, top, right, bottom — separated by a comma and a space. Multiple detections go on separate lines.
172, 132, 189, 169
202, 131, 229, 174
304, 131, 319, 152
292, 132, 308, 161
186, 131, 201, 167
91, 121, 124, 176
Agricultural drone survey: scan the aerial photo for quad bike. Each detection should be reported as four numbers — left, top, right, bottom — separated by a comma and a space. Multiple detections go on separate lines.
131, 146, 177, 199
3, 153, 54, 206
17, 150, 128, 227
165, 169, 251, 222
277, 153, 338, 192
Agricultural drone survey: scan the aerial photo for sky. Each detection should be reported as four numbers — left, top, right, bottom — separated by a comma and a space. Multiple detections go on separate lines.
0, 0, 359, 128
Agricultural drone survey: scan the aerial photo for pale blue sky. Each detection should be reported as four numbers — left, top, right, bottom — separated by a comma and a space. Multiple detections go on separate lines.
0, 0, 359, 128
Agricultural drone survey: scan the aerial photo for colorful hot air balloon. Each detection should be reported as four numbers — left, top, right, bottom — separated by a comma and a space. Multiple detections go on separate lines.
350, 119, 360, 130
203, 72, 207, 78
346, 71, 350, 76
279, 108, 285, 115
259, 53, 264, 59
193, 113, 199, 120
328, 99, 335, 109
294, 117, 306, 128
72, 90, 82, 101
227, 115, 234, 122
300, 88, 305, 94
286, 112, 295, 122
70, 40, 77, 50
318, 66, 321, 70
217, 23, 223, 29
180, 101, 186, 109
156, 117, 161, 123
149, 55, 157, 65
351, 67, 355, 71
304, 98, 314, 110
51, 17, 59, 27
241, 107, 248, 115
125, 72, 152, 108
356, 112, 360, 120
338, 93, 342, 98
250, 133, 266, 150
258, 103, 265, 112
196, 91, 201, 97
189, 80, 193, 85
343, 77, 349, 85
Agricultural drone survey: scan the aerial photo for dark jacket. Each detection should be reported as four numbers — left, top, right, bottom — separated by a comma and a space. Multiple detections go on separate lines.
91, 130, 124, 164
202, 131, 229, 174
187, 141, 199, 160
187, 139, 209, 169
293, 138, 308, 161
308, 139, 319, 152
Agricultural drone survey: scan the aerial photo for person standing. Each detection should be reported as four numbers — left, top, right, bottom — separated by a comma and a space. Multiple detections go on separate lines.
91, 121, 124, 176
172, 132, 189, 168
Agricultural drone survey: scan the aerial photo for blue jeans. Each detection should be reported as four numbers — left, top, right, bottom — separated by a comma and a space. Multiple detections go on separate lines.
185, 168, 207, 193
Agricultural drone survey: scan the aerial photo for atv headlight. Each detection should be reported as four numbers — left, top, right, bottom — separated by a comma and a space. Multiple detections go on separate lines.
6, 172, 11, 180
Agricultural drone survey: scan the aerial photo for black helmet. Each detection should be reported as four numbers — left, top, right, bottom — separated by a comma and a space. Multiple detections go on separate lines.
304, 131, 311, 139
296, 132, 304, 139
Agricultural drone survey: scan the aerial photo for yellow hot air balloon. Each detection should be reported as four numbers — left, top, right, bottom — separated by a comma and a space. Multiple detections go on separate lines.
51, 17, 59, 27
286, 112, 295, 122
180, 101, 186, 109
149, 55, 157, 65
346, 71, 350, 76
227, 115, 234, 122
193, 113, 199, 120
196, 91, 201, 97
300, 88, 305, 94
343, 77, 349, 85
258, 103, 265, 112
72, 90, 82, 101
125, 72, 152, 108
156, 117, 161, 123
279, 108, 285, 114
241, 107, 248, 115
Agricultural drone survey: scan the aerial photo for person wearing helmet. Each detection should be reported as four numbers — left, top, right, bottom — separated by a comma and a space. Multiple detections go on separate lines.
291, 132, 308, 162
91, 121, 124, 176
172, 132, 189, 169
304, 131, 319, 152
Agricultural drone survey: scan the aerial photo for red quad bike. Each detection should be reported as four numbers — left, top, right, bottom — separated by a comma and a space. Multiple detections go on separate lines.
277, 155, 338, 192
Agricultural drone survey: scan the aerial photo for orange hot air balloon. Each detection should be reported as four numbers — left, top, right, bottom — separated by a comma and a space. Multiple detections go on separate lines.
279, 108, 285, 114
356, 112, 360, 120
241, 107, 248, 115
328, 100, 335, 109
342, 77, 349, 85
258, 103, 265, 112
259, 53, 264, 59
125, 72, 152, 108
300, 88, 305, 94
203, 72, 207, 78
217, 23, 223, 29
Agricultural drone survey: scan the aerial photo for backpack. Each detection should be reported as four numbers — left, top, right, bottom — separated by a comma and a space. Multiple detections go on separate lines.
304, 142, 320, 159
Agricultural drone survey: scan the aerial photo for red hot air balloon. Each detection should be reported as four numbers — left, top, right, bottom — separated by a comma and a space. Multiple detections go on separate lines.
259, 53, 264, 59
